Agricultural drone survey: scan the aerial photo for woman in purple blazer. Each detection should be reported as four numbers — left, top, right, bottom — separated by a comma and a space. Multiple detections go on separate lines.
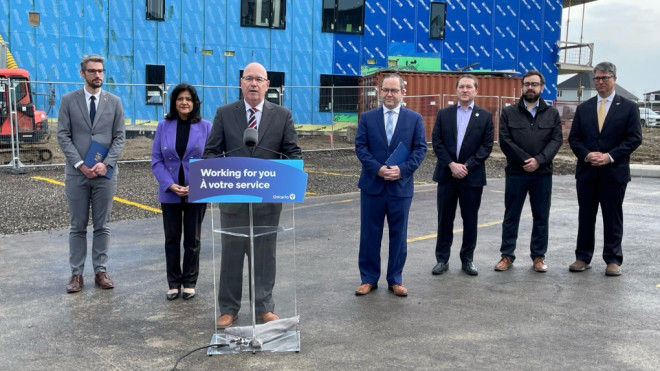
151, 84, 212, 300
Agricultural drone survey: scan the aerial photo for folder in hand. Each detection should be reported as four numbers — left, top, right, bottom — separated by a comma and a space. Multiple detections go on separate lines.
385, 142, 410, 166
84, 140, 114, 178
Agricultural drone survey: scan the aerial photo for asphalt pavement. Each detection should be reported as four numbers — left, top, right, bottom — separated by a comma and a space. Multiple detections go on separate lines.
0, 174, 659, 370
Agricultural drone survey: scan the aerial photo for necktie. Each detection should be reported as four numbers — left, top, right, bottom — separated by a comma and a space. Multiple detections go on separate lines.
248, 107, 257, 128
597, 99, 607, 132
89, 96, 96, 124
386, 110, 394, 145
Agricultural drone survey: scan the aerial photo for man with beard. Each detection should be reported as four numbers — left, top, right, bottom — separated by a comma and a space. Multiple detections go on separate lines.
58, 54, 125, 292
494, 70, 562, 272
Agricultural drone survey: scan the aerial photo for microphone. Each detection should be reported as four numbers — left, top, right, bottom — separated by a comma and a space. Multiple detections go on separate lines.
243, 127, 258, 147
242, 127, 290, 159
222, 128, 258, 157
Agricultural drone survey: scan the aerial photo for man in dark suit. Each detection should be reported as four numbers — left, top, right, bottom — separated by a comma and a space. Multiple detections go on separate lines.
431, 75, 494, 276
57, 54, 125, 293
568, 61, 642, 276
494, 70, 562, 273
204, 62, 301, 328
354, 73, 427, 297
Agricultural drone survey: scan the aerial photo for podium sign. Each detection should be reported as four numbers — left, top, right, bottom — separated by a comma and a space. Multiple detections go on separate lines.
189, 158, 307, 203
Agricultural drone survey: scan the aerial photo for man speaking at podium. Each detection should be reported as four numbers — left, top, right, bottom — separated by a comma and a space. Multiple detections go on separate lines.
204, 62, 301, 328
354, 73, 427, 297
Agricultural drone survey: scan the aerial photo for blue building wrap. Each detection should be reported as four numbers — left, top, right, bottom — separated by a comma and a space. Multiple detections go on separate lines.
1, 0, 562, 124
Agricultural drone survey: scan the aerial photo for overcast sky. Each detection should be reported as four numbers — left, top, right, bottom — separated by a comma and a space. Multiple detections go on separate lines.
560, 0, 660, 99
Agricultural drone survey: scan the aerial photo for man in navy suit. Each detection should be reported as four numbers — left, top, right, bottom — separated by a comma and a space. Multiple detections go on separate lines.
354, 73, 427, 297
568, 61, 642, 276
431, 75, 494, 276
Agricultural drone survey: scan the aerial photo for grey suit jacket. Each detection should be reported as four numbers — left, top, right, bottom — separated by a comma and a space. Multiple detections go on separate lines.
57, 88, 126, 175
203, 99, 301, 160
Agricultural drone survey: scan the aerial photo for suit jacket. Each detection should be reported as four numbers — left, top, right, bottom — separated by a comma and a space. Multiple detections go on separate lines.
57, 88, 125, 176
204, 99, 301, 160
355, 105, 427, 197
151, 118, 212, 203
568, 94, 642, 184
432, 104, 494, 187
203, 99, 302, 215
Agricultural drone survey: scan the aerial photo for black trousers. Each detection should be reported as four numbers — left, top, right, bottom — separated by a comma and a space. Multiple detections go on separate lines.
161, 202, 207, 289
575, 180, 627, 265
435, 181, 484, 264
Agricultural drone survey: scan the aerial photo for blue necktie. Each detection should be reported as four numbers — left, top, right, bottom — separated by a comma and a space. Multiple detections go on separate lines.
386, 110, 394, 145
89, 96, 96, 124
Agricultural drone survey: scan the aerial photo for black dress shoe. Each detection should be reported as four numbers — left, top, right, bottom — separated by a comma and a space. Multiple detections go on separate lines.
462, 262, 478, 276
166, 290, 180, 301
182, 289, 196, 300
432, 262, 449, 275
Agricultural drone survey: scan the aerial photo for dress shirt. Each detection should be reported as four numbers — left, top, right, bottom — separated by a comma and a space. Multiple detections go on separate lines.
244, 100, 265, 128
383, 105, 401, 134
456, 102, 474, 158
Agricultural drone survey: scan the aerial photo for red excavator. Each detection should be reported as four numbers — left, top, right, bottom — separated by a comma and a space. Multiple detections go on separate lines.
0, 67, 51, 164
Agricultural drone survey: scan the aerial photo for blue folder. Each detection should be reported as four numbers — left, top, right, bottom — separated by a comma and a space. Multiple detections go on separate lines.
385, 142, 410, 166
84, 140, 114, 178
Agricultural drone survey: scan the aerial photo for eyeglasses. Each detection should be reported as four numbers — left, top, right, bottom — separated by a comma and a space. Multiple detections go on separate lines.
523, 82, 542, 87
242, 76, 268, 83
593, 76, 614, 82
381, 88, 401, 94
85, 69, 105, 74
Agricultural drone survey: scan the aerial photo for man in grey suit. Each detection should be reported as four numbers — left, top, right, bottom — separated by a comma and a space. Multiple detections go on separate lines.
204, 62, 301, 328
57, 54, 125, 293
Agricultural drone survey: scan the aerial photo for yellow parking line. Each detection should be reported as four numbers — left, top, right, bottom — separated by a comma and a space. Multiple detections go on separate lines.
307, 170, 359, 178
31, 176, 162, 214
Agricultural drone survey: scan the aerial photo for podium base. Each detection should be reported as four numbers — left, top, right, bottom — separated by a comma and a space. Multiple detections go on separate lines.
208, 330, 301, 355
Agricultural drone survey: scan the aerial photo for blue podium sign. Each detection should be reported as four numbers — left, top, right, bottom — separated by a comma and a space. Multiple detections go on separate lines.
189, 158, 307, 203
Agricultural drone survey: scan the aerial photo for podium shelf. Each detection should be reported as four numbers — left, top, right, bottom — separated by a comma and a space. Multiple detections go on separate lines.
213, 225, 293, 238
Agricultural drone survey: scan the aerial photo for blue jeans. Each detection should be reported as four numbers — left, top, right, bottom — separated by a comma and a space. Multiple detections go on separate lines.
500, 174, 552, 262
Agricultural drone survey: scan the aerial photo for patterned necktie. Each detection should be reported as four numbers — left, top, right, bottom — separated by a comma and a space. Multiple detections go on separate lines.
248, 107, 257, 128
386, 110, 394, 145
89, 96, 96, 124
597, 99, 607, 132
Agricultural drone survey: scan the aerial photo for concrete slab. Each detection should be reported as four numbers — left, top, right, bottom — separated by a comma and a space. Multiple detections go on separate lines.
1, 175, 659, 370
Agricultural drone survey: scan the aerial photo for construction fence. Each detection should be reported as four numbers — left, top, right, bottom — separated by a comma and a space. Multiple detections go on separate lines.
2, 81, 578, 170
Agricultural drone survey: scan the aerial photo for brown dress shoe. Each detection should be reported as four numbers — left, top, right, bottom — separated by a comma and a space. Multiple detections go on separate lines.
261, 312, 280, 323
66, 274, 83, 293
388, 284, 408, 297
569, 260, 591, 272
533, 257, 548, 272
355, 283, 377, 295
94, 272, 114, 289
494, 256, 512, 271
605, 263, 621, 276
216, 314, 238, 329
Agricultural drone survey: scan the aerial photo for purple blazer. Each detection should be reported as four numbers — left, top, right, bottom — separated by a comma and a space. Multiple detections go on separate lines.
151, 118, 212, 203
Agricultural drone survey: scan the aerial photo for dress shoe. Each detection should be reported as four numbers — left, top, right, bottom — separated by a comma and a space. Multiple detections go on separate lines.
355, 283, 377, 295
494, 256, 512, 271
166, 289, 180, 301
569, 260, 591, 272
431, 261, 449, 275
182, 288, 196, 300
605, 263, 621, 276
216, 314, 238, 329
533, 257, 548, 272
388, 284, 408, 297
260, 312, 280, 323
462, 262, 478, 276
94, 272, 114, 289
66, 274, 83, 293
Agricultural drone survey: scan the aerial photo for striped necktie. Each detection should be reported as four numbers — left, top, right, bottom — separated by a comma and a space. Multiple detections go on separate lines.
248, 107, 257, 128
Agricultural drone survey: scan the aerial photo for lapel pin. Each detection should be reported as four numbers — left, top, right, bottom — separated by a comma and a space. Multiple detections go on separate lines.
475, 113, 480, 117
